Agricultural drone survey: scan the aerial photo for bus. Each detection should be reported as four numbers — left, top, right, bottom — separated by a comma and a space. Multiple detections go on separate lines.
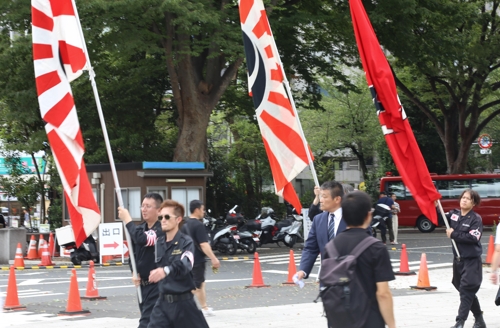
380, 174, 500, 232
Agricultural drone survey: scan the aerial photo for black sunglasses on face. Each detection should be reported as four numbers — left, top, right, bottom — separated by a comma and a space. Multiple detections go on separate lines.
158, 214, 173, 221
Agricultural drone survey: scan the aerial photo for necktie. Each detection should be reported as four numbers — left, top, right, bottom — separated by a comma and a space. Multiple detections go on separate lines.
328, 213, 335, 241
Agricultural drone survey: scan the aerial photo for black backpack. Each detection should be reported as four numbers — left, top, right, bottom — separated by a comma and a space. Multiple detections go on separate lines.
318, 236, 379, 328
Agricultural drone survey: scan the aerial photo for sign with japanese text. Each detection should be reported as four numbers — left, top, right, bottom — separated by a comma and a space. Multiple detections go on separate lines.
99, 222, 124, 256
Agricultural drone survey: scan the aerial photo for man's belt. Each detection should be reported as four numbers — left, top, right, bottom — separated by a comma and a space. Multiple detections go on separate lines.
140, 280, 156, 286
161, 292, 193, 303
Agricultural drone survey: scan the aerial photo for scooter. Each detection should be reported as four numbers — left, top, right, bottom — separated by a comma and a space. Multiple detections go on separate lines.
226, 206, 259, 254
65, 235, 100, 265
254, 207, 303, 248
205, 211, 239, 255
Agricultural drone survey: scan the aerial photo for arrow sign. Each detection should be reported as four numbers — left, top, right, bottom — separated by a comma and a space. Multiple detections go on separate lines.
104, 241, 119, 248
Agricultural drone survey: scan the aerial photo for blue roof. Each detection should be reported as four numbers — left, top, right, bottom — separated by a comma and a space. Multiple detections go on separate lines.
142, 162, 205, 170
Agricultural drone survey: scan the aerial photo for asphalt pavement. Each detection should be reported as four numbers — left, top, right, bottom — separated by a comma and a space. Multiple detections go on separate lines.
2, 229, 500, 327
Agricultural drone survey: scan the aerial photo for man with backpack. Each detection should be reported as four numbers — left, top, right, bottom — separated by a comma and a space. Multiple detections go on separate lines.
320, 191, 395, 328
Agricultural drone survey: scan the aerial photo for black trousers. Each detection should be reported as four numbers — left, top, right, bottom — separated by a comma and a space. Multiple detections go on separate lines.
385, 217, 394, 242
138, 283, 159, 328
452, 257, 482, 321
148, 295, 210, 328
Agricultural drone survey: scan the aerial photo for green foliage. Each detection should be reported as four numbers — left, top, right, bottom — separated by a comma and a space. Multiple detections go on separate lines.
0, 155, 43, 211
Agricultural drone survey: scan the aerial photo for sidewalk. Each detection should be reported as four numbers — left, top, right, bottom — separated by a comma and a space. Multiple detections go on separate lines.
3, 267, 500, 327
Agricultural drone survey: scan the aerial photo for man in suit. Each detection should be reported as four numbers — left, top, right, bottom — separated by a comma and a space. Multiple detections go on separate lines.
296, 180, 345, 281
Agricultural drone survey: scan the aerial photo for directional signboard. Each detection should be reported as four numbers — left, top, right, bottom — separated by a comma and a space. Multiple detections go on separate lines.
99, 223, 124, 263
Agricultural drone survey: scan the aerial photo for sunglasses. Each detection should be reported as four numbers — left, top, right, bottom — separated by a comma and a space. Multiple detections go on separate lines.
158, 214, 174, 221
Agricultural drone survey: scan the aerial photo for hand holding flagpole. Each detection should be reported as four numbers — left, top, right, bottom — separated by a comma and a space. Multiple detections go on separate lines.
71, 0, 142, 303
436, 200, 461, 259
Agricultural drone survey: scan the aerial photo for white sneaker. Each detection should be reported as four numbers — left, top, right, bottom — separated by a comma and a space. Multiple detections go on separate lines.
202, 307, 215, 317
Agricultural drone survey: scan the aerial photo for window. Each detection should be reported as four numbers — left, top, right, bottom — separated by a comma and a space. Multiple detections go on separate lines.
471, 179, 500, 198
115, 188, 141, 221
436, 179, 470, 199
386, 181, 405, 199
171, 187, 202, 217
146, 187, 168, 202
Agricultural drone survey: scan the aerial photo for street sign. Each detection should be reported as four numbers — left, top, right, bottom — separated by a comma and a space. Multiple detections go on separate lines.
480, 148, 492, 154
99, 222, 124, 257
478, 134, 493, 149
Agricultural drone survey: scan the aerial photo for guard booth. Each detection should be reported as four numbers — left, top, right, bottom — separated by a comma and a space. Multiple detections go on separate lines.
58, 162, 212, 259
61, 162, 213, 226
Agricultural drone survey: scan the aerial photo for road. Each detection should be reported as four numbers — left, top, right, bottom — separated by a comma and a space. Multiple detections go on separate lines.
0, 228, 493, 323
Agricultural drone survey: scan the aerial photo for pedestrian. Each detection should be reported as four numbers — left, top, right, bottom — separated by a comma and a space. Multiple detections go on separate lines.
296, 180, 346, 282
181, 200, 220, 316
118, 193, 164, 328
0, 213, 5, 228
390, 193, 400, 244
446, 189, 486, 328
377, 191, 395, 245
23, 208, 31, 229
491, 222, 500, 288
330, 191, 396, 328
147, 199, 209, 328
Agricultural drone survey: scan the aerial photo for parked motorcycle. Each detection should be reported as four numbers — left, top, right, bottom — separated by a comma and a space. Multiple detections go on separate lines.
253, 207, 303, 248
65, 235, 100, 265
226, 206, 259, 254
204, 209, 239, 255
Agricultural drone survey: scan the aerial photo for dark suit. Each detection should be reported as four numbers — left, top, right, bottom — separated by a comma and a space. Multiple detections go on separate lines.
299, 210, 346, 278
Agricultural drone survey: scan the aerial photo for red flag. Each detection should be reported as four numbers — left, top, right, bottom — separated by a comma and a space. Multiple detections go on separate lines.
349, 0, 441, 224
239, 0, 313, 213
32, 0, 100, 246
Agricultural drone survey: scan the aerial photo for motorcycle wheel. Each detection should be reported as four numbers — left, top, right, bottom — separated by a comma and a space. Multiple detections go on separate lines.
245, 240, 257, 254
284, 235, 297, 248
227, 240, 238, 255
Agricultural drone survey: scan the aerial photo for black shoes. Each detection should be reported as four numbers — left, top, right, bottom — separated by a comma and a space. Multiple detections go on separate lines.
451, 319, 465, 328
472, 313, 487, 328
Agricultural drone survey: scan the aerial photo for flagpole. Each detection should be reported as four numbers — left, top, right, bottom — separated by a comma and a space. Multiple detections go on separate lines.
268, 38, 319, 187
436, 200, 461, 258
72, 0, 142, 303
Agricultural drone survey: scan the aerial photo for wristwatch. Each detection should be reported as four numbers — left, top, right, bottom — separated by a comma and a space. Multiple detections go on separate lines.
163, 266, 170, 276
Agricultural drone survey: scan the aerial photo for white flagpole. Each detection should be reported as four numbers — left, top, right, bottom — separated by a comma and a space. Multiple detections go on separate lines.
437, 200, 461, 258
266, 26, 319, 187
71, 0, 142, 303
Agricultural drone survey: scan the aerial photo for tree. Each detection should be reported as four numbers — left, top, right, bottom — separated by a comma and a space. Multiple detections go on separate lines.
90, 0, 356, 163
362, 0, 500, 173
301, 75, 383, 181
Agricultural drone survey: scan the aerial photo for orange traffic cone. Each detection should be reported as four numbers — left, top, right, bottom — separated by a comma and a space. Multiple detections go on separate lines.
81, 261, 107, 300
48, 232, 56, 257
58, 269, 91, 316
484, 235, 494, 265
38, 241, 54, 266
25, 235, 39, 259
394, 244, 416, 276
13, 243, 25, 269
245, 252, 270, 288
283, 250, 297, 285
101, 255, 114, 265
410, 253, 437, 291
37, 235, 46, 258
3, 266, 26, 311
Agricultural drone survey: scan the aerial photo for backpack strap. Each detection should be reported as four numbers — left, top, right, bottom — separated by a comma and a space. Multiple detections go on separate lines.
349, 236, 379, 258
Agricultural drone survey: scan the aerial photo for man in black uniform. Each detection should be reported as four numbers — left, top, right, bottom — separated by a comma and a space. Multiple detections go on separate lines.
118, 193, 163, 328
446, 189, 487, 328
181, 200, 220, 316
147, 199, 209, 328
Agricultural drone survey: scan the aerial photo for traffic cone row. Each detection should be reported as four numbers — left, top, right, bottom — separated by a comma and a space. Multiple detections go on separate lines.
410, 253, 437, 291
394, 244, 416, 276
13, 243, 25, 268
25, 235, 39, 259
38, 240, 55, 266
81, 261, 107, 300
245, 252, 270, 288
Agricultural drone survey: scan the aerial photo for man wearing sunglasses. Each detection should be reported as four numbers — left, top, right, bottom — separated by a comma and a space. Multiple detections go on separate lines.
147, 199, 209, 328
118, 193, 163, 328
